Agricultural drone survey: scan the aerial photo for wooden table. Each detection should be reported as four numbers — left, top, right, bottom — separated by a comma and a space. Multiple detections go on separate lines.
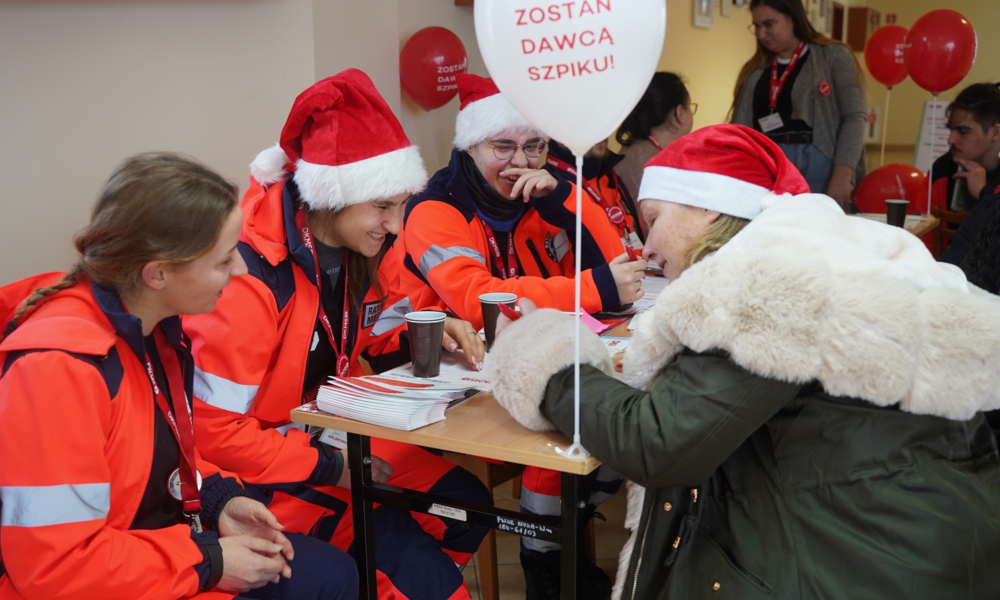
856, 213, 940, 238
291, 393, 602, 600
907, 215, 940, 238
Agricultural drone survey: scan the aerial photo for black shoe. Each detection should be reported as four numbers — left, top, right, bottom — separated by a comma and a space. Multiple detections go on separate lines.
520, 551, 612, 600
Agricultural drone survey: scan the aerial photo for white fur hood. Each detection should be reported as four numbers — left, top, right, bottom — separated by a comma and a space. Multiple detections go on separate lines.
622, 193, 1000, 420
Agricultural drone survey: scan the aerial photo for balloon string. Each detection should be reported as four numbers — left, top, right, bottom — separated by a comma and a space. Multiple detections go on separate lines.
426, 111, 440, 171
881, 87, 891, 168
573, 154, 583, 448
928, 94, 937, 215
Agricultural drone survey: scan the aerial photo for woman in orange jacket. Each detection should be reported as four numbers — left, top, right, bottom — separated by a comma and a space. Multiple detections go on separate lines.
0, 153, 356, 600
396, 73, 647, 600
183, 70, 490, 600
398, 74, 647, 331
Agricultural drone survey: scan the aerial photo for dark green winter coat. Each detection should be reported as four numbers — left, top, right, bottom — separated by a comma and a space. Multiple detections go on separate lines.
487, 195, 1000, 600
543, 355, 1000, 599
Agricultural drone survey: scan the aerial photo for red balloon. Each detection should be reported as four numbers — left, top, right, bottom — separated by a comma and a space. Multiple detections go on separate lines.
400, 27, 468, 111
904, 10, 977, 94
855, 164, 927, 215
864, 26, 908, 88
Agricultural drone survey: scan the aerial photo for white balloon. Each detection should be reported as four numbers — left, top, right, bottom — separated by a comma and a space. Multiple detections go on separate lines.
474, 0, 667, 156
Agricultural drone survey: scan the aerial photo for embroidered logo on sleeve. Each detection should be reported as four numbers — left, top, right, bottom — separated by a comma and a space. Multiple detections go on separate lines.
362, 300, 384, 329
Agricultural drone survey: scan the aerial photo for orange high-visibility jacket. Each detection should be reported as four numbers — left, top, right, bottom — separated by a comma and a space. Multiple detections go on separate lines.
543, 142, 644, 246
184, 177, 410, 498
0, 278, 237, 600
399, 150, 625, 331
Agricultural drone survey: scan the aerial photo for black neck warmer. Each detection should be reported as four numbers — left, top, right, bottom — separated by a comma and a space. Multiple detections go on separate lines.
460, 151, 524, 223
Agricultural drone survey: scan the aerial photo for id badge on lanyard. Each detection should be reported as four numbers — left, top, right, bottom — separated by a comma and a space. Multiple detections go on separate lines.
481, 220, 517, 280
545, 156, 628, 235
296, 206, 352, 378
759, 41, 805, 134
142, 327, 203, 532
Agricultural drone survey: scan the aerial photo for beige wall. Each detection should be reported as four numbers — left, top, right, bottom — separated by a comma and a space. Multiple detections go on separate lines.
3, 0, 995, 285
0, 0, 316, 285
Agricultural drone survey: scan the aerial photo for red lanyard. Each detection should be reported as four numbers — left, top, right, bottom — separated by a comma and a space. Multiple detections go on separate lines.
769, 41, 806, 110
647, 136, 663, 151
142, 327, 200, 516
546, 156, 627, 234
295, 207, 352, 378
480, 220, 517, 280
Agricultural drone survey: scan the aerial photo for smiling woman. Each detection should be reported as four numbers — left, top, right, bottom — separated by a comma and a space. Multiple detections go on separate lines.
181, 68, 495, 600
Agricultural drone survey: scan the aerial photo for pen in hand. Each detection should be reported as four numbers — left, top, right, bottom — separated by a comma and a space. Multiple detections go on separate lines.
498, 303, 521, 321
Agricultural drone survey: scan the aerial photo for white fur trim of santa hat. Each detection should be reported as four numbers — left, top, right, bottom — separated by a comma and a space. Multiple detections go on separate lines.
637, 124, 810, 220
293, 145, 427, 211
637, 165, 774, 220
248, 143, 427, 211
452, 75, 545, 151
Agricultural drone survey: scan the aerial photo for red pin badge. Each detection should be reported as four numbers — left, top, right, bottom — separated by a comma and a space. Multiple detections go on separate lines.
818, 82, 832, 97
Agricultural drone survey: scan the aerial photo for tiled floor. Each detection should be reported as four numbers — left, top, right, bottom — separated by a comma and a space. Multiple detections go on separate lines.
460, 479, 630, 600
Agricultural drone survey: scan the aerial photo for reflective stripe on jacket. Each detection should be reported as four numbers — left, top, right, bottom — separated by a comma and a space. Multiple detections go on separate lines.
185, 176, 407, 491
0, 278, 235, 600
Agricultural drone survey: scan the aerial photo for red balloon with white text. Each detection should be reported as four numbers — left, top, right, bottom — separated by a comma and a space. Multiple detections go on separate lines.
400, 27, 468, 111
864, 25, 908, 88
903, 10, 977, 94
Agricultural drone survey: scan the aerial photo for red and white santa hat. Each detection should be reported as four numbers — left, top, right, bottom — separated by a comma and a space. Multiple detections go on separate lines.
637, 124, 810, 220
249, 68, 427, 211
452, 74, 545, 151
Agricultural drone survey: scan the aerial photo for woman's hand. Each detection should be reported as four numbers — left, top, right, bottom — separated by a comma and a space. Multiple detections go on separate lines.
442, 317, 486, 371
502, 168, 559, 203
610, 253, 647, 306
218, 497, 293, 564
495, 298, 538, 339
335, 447, 393, 490
827, 165, 855, 210
217, 535, 290, 592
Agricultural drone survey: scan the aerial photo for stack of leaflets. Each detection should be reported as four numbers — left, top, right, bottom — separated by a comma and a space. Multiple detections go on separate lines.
315, 353, 491, 431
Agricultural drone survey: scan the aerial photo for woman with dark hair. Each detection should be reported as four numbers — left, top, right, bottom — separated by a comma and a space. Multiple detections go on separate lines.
732, 0, 866, 209
184, 69, 491, 600
0, 153, 358, 599
615, 72, 694, 202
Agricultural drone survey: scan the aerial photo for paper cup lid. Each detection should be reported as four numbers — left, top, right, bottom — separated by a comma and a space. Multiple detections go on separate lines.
405, 311, 446, 323
479, 292, 517, 304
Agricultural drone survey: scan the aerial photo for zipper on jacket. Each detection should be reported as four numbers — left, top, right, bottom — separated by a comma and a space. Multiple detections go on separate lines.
629, 498, 657, 600
524, 239, 552, 278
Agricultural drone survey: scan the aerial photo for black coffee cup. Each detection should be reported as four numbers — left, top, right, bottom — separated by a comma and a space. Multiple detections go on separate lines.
405, 311, 446, 377
886, 200, 909, 228
479, 292, 517, 352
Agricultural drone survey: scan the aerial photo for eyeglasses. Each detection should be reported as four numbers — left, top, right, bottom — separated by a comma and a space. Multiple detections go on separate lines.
689, 102, 699, 115
748, 20, 779, 35
483, 139, 547, 161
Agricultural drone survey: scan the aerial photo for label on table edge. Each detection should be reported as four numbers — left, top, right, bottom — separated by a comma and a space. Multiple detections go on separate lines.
429, 504, 468, 521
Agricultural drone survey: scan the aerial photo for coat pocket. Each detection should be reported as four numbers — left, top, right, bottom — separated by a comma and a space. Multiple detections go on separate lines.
694, 527, 773, 596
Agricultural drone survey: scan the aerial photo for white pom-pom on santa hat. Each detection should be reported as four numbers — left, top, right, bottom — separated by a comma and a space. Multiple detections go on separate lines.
249, 69, 428, 211
637, 124, 811, 220
452, 74, 545, 151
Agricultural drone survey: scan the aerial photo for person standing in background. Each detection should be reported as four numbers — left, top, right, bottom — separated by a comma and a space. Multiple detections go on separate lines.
615, 72, 694, 206
731, 0, 866, 209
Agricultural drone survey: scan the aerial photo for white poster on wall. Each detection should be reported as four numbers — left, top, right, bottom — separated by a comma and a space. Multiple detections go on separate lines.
914, 100, 951, 174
